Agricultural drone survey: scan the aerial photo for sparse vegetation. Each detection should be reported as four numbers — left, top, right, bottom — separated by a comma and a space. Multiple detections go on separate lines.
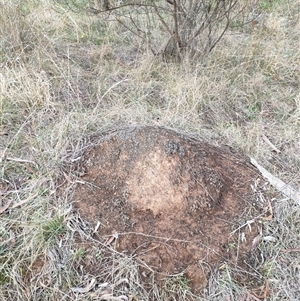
64, 0, 262, 62
0, 0, 299, 300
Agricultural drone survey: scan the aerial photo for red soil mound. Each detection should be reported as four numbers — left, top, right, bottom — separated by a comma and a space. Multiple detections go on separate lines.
71, 126, 264, 292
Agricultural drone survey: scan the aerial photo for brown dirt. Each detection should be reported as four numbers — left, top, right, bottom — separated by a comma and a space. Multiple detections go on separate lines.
70, 126, 266, 293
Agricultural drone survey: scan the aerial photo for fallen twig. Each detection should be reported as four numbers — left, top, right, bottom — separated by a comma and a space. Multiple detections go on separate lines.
71, 278, 96, 293
105, 231, 119, 245
230, 220, 255, 235
0, 193, 39, 213
281, 248, 300, 253
11, 192, 39, 209
6, 156, 38, 167
250, 157, 300, 206
261, 134, 280, 153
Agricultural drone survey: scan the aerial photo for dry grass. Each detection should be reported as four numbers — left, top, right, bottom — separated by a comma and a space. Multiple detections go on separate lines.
1, 0, 300, 300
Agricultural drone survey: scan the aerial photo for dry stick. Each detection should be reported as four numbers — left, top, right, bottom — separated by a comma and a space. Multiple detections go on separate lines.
117, 231, 222, 257
116, 13, 146, 39
172, 0, 183, 59
11, 192, 39, 209
154, 4, 174, 38
281, 248, 300, 253
250, 157, 300, 205
261, 134, 280, 153
71, 278, 96, 293
0, 193, 40, 214
5, 156, 39, 168
88, 2, 171, 14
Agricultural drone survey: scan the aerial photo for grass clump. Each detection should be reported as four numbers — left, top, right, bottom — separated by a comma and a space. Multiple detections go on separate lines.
40, 215, 67, 243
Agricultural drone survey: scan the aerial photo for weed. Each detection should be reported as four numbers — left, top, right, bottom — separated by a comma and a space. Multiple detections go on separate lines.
247, 101, 262, 120
41, 215, 67, 243
259, 0, 283, 11
262, 260, 275, 277
95, 251, 102, 260
74, 248, 86, 260
165, 275, 191, 292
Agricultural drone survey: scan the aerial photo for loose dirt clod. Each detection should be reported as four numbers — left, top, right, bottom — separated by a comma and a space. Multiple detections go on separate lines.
70, 126, 265, 292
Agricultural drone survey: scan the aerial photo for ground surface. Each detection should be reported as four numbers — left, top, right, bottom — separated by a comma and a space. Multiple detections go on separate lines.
1, 1, 300, 300
71, 126, 266, 292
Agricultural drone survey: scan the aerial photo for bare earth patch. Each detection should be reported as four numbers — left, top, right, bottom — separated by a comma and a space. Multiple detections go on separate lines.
70, 126, 266, 293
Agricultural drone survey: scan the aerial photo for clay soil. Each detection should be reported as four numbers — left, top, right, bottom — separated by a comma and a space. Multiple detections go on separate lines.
70, 126, 266, 293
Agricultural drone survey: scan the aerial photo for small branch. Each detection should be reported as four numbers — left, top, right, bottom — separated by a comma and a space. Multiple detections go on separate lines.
5, 156, 38, 167
11, 192, 39, 209
115, 15, 145, 40
88, 2, 170, 14
172, 0, 184, 60
262, 134, 280, 153
250, 157, 300, 205
281, 248, 300, 253
208, 13, 230, 53
153, 4, 173, 38
0, 192, 39, 214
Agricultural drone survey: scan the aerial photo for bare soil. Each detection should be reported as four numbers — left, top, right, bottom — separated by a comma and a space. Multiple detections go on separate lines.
70, 126, 266, 293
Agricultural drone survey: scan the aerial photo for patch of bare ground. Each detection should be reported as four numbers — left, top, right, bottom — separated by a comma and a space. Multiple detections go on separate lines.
67, 126, 269, 294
